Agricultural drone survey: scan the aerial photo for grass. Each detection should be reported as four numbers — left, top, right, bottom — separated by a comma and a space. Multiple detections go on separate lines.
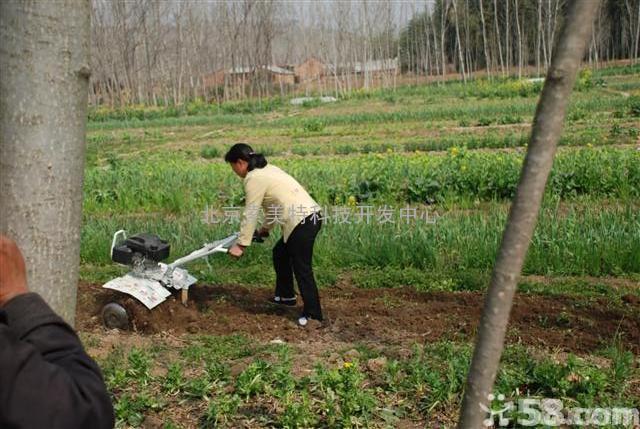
95, 336, 639, 428
80, 66, 640, 428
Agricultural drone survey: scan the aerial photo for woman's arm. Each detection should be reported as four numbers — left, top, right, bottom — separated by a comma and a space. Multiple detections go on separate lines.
237, 176, 268, 247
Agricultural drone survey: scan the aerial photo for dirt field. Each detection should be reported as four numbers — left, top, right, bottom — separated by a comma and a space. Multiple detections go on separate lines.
77, 282, 640, 355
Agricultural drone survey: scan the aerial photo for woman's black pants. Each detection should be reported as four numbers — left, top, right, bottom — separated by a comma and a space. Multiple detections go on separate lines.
272, 214, 323, 320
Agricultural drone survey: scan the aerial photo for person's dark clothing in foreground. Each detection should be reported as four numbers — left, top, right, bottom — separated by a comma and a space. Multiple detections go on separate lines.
0, 235, 114, 429
0, 293, 114, 429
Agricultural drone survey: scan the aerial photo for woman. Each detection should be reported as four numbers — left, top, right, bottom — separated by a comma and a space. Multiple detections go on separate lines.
224, 143, 323, 327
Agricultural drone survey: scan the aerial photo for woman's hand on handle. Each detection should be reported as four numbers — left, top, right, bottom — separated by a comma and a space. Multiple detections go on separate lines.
228, 244, 245, 259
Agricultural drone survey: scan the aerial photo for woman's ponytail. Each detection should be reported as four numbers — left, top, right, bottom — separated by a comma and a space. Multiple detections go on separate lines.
224, 143, 268, 171
248, 152, 267, 170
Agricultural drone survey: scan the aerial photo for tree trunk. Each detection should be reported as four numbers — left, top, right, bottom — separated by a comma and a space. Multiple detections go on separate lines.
479, 0, 491, 78
453, 0, 467, 82
549, 0, 561, 60
456, 0, 600, 427
540, 0, 549, 70
536, 0, 542, 75
629, 0, 640, 63
547, 0, 552, 59
464, 0, 473, 75
0, 0, 90, 325
636, 0, 640, 63
506, 0, 510, 75
142, 7, 153, 105
432, 13, 442, 78
493, 0, 505, 75
176, 5, 184, 105
425, 13, 433, 75
440, 1, 449, 84
515, 0, 523, 78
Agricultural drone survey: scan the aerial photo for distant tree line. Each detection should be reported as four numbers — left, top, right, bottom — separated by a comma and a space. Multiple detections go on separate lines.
399, 0, 639, 80
89, 0, 639, 107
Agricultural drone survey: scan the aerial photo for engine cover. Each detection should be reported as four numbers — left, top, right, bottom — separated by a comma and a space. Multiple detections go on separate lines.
112, 233, 170, 265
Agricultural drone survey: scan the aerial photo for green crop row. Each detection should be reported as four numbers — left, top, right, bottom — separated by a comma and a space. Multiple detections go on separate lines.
273, 95, 628, 129
80, 201, 639, 284
592, 62, 640, 77
194, 121, 636, 160
88, 98, 285, 123
87, 115, 638, 167
89, 93, 630, 132
83, 147, 640, 216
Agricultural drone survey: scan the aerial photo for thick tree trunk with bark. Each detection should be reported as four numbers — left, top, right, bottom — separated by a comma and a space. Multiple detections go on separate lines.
456, 1, 600, 427
0, 0, 90, 325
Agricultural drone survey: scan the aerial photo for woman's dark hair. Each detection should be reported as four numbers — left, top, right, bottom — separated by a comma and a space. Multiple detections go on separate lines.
224, 143, 267, 171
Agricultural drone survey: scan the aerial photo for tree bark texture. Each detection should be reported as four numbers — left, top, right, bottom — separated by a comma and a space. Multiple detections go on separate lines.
0, 0, 91, 325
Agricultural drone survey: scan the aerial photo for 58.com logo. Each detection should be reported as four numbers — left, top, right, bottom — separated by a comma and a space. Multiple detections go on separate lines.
480, 394, 639, 427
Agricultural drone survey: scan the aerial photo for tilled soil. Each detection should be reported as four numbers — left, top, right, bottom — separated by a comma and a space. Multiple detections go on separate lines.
77, 282, 639, 354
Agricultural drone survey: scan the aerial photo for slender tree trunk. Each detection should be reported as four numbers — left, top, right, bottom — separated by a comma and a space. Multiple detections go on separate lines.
417, 2, 425, 75
549, 0, 561, 59
0, 0, 90, 325
440, 1, 449, 84
142, 7, 154, 105
453, 0, 467, 82
590, 11, 601, 68
176, 6, 184, 105
432, 14, 441, 78
506, 0, 510, 75
464, 0, 473, 75
635, 1, 640, 62
537, 0, 543, 75
547, 0, 552, 59
424, 13, 432, 76
540, 0, 549, 70
479, 0, 491, 78
515, 0, 523, 78
362, 0, 370, 90
456, 1, 600, 427
632, 0, 640, 63
493, 0, 505, 76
